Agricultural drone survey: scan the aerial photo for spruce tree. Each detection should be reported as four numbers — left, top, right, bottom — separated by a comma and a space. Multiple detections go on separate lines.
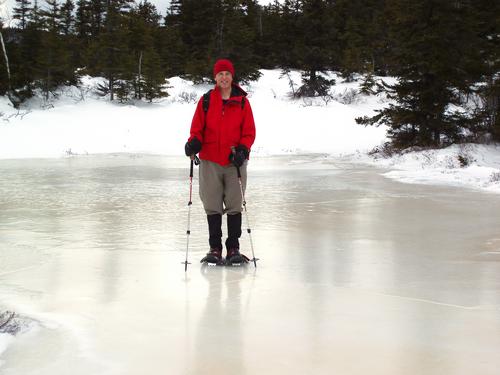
160, 0, 187, 77
214, 0, 261, 82
12, 0, 43, 100
335, 0, 388, 78
38, 0, 74, 99
89, 0, 105, 37
59, 0, 81, 86
0, 21, 10, 97
72, 0, 92, 76
470, 0, 500, 141
13, 0, 32, 30
277, 0, 301, 70
75, 0, 91, 38
294, 0, 337, 97
357, 0, 488, 149
141, 47, 166, 101
241, 0, 266, 80
179, 0, 221, 81
59, 0, 75, 35
91, 0, 134, 101
156, 28, 186, 78
257, 2, 282, 68
129, 1, 166, 101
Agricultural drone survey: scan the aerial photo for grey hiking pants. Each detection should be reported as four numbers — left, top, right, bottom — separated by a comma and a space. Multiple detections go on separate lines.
199, 159, 247, 215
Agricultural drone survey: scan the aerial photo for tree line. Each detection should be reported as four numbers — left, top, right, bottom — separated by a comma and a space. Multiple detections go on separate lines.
0, 0, 498, 149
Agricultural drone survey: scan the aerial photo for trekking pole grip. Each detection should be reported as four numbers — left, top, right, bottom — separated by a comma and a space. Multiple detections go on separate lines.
230, 146, 242, 178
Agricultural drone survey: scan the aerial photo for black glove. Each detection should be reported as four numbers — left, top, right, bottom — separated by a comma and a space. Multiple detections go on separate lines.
229, 145, 249, 167
185, 137, 202, 156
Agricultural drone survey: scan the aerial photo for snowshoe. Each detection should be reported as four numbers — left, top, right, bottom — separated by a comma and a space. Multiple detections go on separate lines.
200, 248, 224, 266
225, 248, 250, 266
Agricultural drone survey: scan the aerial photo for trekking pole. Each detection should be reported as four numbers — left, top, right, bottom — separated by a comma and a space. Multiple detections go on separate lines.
182, 155, 199, 272
232, 148, 258, 268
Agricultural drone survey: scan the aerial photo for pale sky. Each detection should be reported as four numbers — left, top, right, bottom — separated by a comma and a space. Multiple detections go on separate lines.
1, 0, 278, 25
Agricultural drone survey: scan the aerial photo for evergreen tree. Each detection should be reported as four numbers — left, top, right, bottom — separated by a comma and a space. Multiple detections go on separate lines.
28, 0, 43, 27
13, 0, 32, 30
167, 0, 182, 17
59, 0, 75, 35
59, 0, 81, 86
159, 0, 187, 77
214, 0, 261, 82
42, 0, 62, 32
129, 1, 166, 101
11, 0, 44, 100
241, 0, 266, 78
75, 0, 91, 38
179, 0, 221, 81
276, 0, 302, 70
335, 0, 388, 79
91, 0, 134, 101
357, 0, 489, 149
0, 21, 10, 97
89, 0, 105, 37
470, 0, 500, 141
72, 0, 92, 76
294, 0, 337, 97
141, 47, 166, 101
37, 0, 75, 98
257, 2, 282, 68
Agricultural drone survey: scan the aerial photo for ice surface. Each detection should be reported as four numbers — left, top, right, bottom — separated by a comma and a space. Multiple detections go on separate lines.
1, 155, 500, 374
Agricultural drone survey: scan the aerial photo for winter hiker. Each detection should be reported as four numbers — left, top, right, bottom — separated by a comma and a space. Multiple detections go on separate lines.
184, 59, 256, 265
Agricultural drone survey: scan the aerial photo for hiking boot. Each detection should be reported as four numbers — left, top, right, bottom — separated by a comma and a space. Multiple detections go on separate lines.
201, 248, 223, 265
226, 248, 246, 265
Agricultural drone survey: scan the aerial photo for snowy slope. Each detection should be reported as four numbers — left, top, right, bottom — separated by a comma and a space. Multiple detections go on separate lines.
0, 69, 499, 193
0, 70, 388, 158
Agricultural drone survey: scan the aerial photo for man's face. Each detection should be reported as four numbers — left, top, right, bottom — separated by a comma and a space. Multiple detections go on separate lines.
215, 71, 233, 90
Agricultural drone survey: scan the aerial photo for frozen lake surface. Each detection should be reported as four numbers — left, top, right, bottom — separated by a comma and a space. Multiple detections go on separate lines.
1, 155, 500, 374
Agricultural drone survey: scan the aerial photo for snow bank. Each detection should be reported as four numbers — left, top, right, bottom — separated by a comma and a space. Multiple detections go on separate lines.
0, 333, 14, 367
361, 144, 500, 193
0, 310, 34, 369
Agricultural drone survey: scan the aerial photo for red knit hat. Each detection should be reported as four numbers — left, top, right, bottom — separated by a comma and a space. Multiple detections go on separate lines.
213, 59, 235, 77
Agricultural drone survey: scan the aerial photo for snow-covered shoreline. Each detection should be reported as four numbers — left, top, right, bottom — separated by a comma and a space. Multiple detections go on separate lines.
0, 310, 36, 369
0, 69, 499, 193
350, 143, 500, 193
0, 333, 14, 367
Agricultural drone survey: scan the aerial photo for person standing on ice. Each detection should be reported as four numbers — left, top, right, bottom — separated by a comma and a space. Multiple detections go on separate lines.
184, 59, 256, 265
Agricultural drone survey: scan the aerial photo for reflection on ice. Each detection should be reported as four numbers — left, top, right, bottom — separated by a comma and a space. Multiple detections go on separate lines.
1, 155, 500, 374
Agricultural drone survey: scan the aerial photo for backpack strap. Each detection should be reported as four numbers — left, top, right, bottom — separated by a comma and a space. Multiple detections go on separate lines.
203, 90, 212, 113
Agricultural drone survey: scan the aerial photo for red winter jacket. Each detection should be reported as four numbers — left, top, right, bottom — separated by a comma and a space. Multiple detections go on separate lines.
188, 84, 256, 166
